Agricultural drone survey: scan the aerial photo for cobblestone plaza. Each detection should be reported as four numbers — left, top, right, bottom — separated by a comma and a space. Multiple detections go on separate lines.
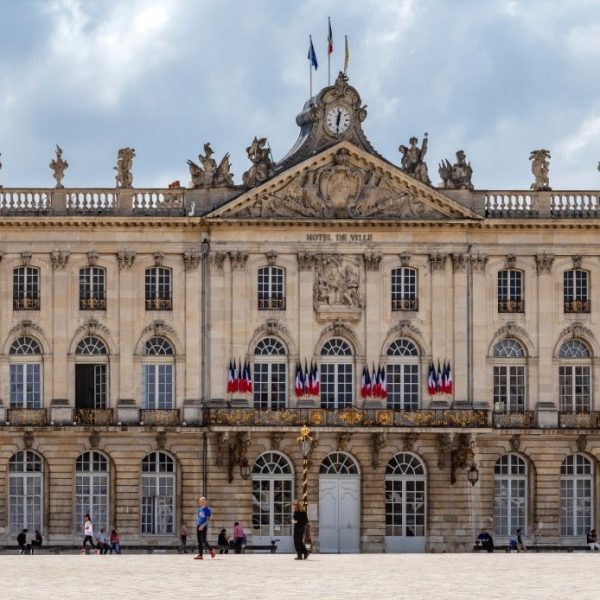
0, 553, 595, 599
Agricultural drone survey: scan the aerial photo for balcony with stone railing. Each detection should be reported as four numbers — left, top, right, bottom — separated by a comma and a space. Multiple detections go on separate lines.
482, 191, 600, 219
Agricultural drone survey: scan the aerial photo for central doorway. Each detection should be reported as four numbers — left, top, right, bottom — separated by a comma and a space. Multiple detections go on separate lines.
318, 452, 360, 553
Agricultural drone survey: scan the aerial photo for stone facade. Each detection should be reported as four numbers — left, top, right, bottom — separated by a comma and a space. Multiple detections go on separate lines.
1, 73, 600, 552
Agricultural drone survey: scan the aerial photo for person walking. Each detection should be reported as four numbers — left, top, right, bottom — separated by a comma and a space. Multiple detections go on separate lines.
233, 521, 246, 554
292, 500, 309, 560
82, 514, 95, 553
194, 496, 216, 560
180, 522, 189, 553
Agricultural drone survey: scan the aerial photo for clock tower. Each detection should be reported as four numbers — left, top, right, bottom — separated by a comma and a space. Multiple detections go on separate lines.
275, 71, 381, 172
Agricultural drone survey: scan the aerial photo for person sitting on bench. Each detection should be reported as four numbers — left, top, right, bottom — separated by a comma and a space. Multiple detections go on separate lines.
17, 529, 31, 555
476, 528, 494, 552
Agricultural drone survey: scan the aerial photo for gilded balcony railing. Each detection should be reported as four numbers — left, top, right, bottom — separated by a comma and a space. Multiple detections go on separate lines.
13, 295, 41, 310
80, 296, 107, 310
74, 409, 114, 426
205, 408, 489, 428
498, 299, 524, 313
145, 297, 172, 311
7, 409, 48, 426
391, 298, 419, 311
564, 299, 590, 314
559, 412, 600, 429
140, 409, 180, 426
258, 297, 286, 310
492, 411, 535, 428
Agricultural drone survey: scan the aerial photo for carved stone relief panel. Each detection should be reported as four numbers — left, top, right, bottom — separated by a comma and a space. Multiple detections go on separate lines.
535, 253, 554, 274
117, 250, 136, 270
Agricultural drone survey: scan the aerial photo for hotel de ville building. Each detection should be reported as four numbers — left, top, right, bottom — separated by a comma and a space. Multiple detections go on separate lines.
1, 71, 600, 553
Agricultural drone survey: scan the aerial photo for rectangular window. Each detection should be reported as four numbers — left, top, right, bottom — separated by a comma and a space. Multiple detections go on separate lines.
141, 475, 174, 535
493, 365, 525, 412
391, 268, 418, 311
387, 364, 419, 410
10, 364, 41, 408
145, 268, 172, 310
258, 267, 286, 310
9, 474, 42, 534
13, 267, 40, 310
142, 364, 173, 409
559, 365, 591, 413
498, 270, 523, 313
80, 267, 106, 310
564, 270, 590, 313
320, 363, 353, 409
253, 363, 286, 409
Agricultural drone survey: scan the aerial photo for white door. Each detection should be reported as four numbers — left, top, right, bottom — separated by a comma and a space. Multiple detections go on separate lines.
318, 452, 361, 553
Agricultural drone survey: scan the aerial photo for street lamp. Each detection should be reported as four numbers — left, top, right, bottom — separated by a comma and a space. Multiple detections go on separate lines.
297, 425, 313, 508
467, 462, 479, 486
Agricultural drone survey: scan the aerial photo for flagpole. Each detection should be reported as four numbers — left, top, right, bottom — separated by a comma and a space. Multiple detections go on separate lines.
344, 34, 349, 75
309, 35, 313, 100
327, 17, 331, 86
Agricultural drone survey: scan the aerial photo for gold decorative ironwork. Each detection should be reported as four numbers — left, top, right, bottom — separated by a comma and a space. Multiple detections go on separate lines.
498, 299, 524, 313
564, 299, 591, 314
145, 297, 172, 311
13, 295, 40, 310
376, 410, 393, 426
395, 410, 488, 427
74, 409, 113, 426
493, 411, 535, 428
308, 410, 326, 425
8, 409, 47, 426
80, 297, 107, 310
337, 407, 365, 426
559, 412, 600, 429
140, 409, 180, 426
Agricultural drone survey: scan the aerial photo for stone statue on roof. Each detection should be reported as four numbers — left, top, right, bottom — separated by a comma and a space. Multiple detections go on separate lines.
530, 149, 551, 191
438, 150, 473, 190
114, 147, 135, 188
399, 133, 430, 184
49, 145, 69, 188
188, 143, 234, 188
242, 137, 275, 186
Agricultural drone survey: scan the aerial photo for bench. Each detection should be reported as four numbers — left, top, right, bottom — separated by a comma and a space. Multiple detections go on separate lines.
242, 540, 279, 553
473, 544, 591, 553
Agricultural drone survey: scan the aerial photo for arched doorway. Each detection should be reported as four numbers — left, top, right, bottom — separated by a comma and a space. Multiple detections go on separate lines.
384, 452, 427, 553
318, 452, 360, 553
251, 452, 294, 552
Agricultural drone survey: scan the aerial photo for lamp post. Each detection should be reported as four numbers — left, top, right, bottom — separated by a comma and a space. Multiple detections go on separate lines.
297, 425, 313, 508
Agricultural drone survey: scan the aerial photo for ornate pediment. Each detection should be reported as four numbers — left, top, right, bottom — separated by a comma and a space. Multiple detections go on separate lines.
208, 142, 478, 222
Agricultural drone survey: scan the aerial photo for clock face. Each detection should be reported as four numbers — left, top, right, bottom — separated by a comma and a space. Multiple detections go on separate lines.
325, 105, 352, 135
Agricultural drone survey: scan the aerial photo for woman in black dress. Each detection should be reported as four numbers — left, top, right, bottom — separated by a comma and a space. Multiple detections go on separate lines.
292, 500, 309, 560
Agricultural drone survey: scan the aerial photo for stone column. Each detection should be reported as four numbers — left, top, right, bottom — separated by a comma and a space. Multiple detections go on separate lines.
535, 253, 557, 427
229, 251, 249, 407
470, 254, 489, 410
428, 253, 448, 408
183, 249, 201, 403
363, 252, 383, 408
51, 251, 70, 403
451, 253, 469, 405
116, 250, 136, 406
208, 252, 226, 402
296, 252, 315, 407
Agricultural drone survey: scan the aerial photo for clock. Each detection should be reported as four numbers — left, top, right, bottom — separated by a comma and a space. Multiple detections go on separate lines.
325, 105, 352, 135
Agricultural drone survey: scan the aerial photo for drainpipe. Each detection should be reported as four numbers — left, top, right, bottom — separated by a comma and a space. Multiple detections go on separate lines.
200, 238, 209, 497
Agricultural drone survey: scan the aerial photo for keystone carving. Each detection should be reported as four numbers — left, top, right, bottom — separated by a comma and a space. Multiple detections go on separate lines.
156, 430, 167, 450
399, 252, 411, 267
510, 434, 521, 451
577, 434, 588, 453
89, 429, 101, 449
87, 252, 99, 266
337, 431, 352, 452
153, 252, 165, 267
403, 432, 419, 452
21, 252, 32, 267
270, 432, 284, 451
572, 255, 583, 270
23, 430, 34, 449
505, 255, 517, 269
265, 251, 278, 266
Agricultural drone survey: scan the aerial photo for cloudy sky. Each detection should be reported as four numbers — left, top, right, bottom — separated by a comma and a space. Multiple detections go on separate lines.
1, 0, 599, 190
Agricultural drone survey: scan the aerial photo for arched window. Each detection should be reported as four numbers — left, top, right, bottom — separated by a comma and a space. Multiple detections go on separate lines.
320, 338, 353, 410
142, 337, 174, 409
320, 452, 360, 475
9, 336, 42, 408
75, 337, 108, 410
391, 267, 418, 311
494, 454, 527, 536
493, 339, 526, 412
145, 267, 172, 310
564, 269, 590, 313
252, 452, 293, 541
561, 454, 593, 536
559, 340, 591, 413
258, 266, 286, 310
13, 266, 40, 310
253, 337, 287, 409
385, 453, 426, 539
79, 266, 106, 310
9, 450, 43, 534
75, 452, 109, 533
386, 339, 420, 410
498, 269, 524, 313
141, 452, 175, 535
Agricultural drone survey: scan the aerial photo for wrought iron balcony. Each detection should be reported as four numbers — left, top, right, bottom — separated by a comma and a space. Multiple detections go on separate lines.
559, 412, 600, 429
140, 409, 180, 426
492, 411, 535, 428
7, 408, 47, 426
80, 296, 107, 310
145, 296, 172, 311
74, 409, 114, 426
564, 299, 590, 313
498, 299, 524, 313
13, 294, 40, 310
258, 297, 286, 310
391, 298, 418, 311
205, 407, 489, 428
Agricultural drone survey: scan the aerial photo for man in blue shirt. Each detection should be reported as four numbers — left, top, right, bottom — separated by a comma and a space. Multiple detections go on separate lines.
195, 496, 216, 560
